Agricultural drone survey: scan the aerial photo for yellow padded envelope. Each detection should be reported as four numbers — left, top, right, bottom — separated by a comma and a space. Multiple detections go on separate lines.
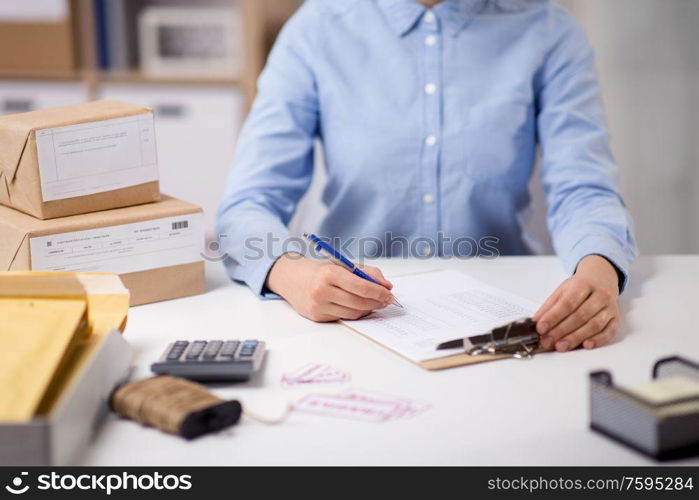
0, 271, 130, 420
0, 272, 129, 338
0, 298, 88, 421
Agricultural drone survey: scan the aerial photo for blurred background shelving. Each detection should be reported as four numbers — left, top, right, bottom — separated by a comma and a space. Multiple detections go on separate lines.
0, 0, 302, 106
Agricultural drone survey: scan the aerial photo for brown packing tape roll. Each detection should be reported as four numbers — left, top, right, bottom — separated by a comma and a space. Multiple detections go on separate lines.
111, 380, 150, 422
145, 389, 212, 434
139, 379, 202, 432
110, 376, 241, 440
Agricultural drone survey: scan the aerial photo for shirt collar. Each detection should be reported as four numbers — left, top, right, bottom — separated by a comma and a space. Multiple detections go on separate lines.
376, 0, 485, 37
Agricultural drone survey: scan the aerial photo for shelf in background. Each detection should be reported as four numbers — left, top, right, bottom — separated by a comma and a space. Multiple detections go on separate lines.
0, 0, 302, 107
92, 70, 241, 87
0, 69, 84, 82
0, 69, 241, 88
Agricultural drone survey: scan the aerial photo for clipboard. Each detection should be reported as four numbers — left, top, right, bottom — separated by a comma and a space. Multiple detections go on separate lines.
340, 317, 544, 371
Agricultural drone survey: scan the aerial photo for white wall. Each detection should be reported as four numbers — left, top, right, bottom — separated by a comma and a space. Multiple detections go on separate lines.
564, 0, 699, 254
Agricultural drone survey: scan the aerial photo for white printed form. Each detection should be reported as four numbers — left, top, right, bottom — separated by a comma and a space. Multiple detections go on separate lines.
35, 114, 159, 201
344, 270, 538, 363
30, 213, 203, 275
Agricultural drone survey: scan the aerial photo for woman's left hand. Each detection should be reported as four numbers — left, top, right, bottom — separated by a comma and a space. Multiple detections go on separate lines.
533, 255, 621, 352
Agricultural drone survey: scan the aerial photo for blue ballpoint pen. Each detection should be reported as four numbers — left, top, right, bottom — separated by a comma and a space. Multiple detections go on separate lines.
303, 233, 403, 308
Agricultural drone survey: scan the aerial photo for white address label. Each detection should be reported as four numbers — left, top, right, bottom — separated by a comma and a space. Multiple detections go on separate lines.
30, 213, 204, 275
35, 114, 159, 201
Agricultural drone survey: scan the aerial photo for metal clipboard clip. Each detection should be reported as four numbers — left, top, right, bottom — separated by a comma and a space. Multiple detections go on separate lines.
436, 318, 540, 360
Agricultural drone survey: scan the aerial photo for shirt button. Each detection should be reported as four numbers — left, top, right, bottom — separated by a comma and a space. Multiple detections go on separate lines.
424, 11, 436, 23
425, 135, 437, 146
424, 83, 437, 95
423, 193, 434, 204
425, 35, 437, 47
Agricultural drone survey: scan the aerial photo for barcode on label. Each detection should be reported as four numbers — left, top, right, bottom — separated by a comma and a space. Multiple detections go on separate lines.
172, 220, 189, 230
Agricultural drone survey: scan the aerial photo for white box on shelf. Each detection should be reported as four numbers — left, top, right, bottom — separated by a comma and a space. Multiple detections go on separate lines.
138, 6, 243, 79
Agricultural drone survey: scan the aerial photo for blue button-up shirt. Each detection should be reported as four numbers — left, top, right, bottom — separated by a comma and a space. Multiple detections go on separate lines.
217, 0, 637, 297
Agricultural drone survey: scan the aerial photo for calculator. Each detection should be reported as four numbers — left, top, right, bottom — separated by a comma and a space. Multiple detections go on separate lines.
151, 340, 266, 382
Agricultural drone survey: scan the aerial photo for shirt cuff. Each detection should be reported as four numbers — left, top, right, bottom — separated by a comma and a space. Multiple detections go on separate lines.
224, 236, 305, 300
565, 236, 631, 293
245, 253, 285, 300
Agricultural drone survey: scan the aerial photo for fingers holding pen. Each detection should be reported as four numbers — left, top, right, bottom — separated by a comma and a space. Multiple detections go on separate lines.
328, 266, 394, 304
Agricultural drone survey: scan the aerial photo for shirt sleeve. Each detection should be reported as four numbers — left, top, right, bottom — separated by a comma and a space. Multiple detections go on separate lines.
215, 3, 319, 298
536, 5, 638, 292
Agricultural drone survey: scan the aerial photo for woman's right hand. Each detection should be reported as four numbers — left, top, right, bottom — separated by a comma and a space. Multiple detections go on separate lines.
265, 253, 394, 322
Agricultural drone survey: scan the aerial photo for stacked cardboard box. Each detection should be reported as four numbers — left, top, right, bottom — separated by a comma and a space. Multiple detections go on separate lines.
0, 100, 205, 305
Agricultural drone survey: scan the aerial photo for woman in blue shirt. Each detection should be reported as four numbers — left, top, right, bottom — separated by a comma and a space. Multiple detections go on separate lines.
217, 0, 637, 353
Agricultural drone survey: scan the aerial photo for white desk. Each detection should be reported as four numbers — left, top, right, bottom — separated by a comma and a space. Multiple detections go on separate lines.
80, 255, 699, 466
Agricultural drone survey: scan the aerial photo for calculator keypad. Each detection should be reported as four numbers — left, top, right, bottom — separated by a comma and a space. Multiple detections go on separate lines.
219, 340, 240, 358
161, 340, 261, 362
153, 339, 266, 382
202, 340, 223, 360
166, 341, 189, 361
185, 341, 207, 360
239, 340, 258, 357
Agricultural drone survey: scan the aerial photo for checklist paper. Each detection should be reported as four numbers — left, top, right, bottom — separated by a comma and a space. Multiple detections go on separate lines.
343, 270, 538, 363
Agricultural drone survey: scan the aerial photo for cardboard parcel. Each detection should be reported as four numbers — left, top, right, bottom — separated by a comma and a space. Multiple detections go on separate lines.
0, 100, 160, 219
0, 195, 205, 306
